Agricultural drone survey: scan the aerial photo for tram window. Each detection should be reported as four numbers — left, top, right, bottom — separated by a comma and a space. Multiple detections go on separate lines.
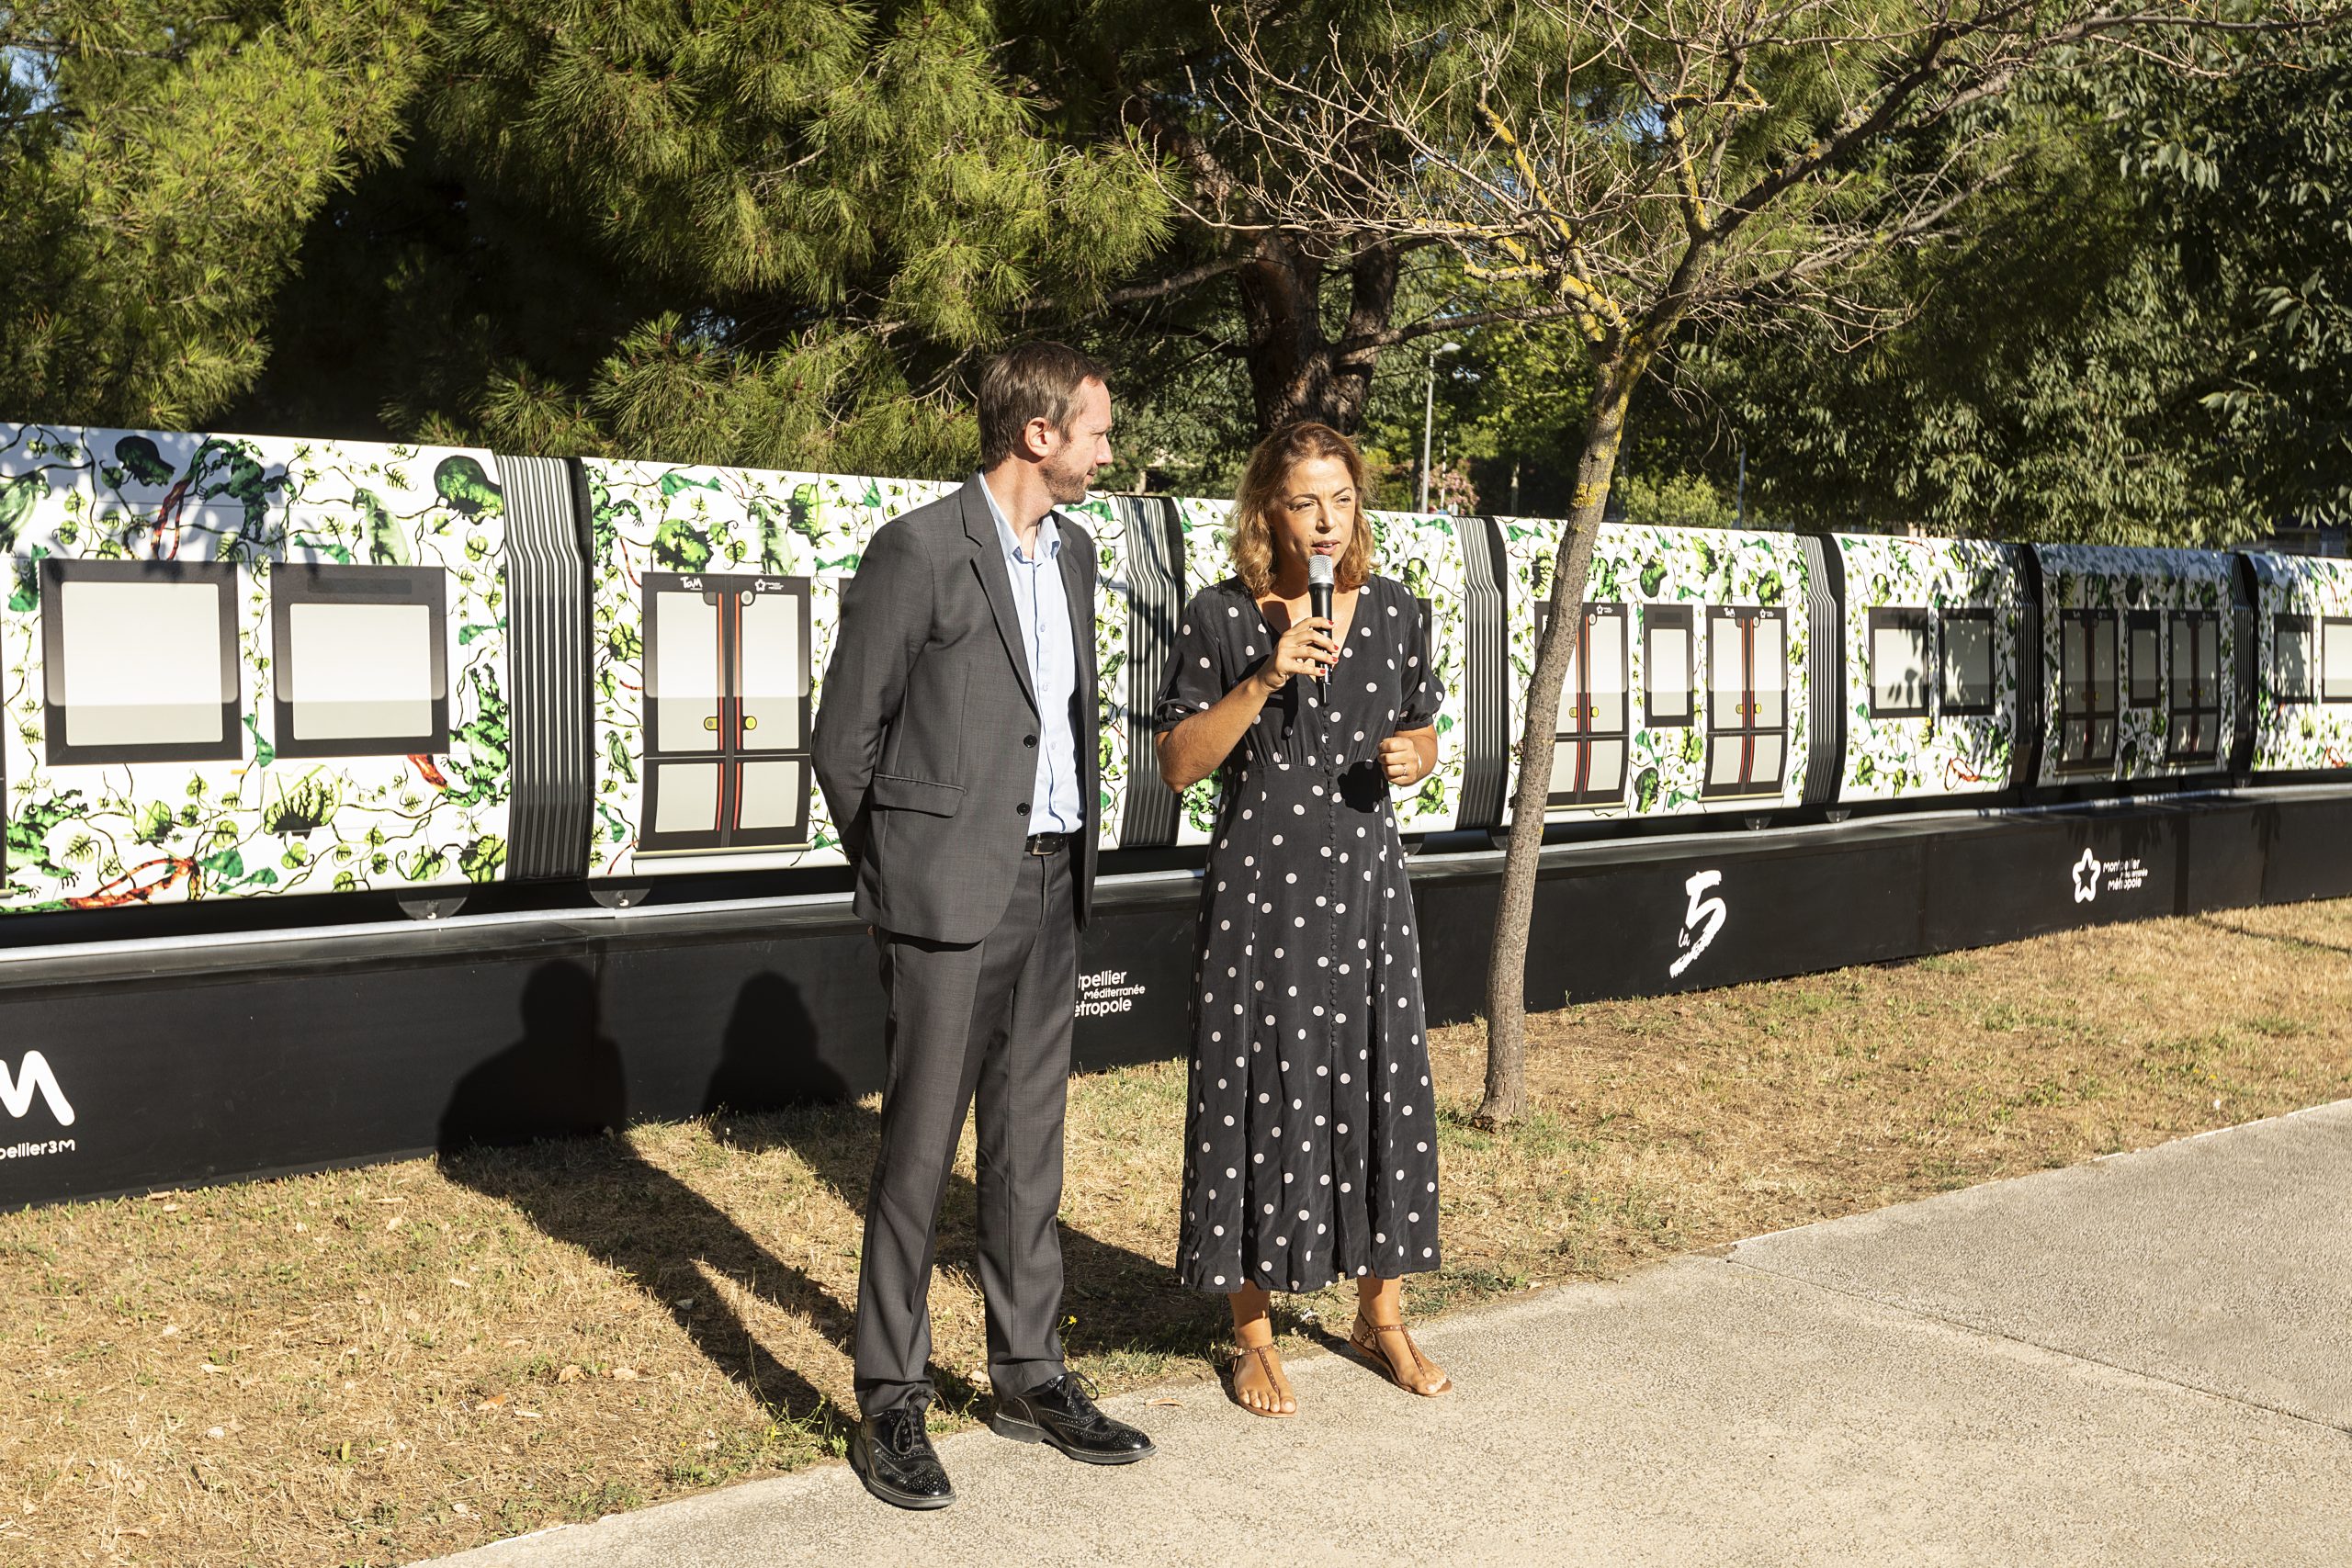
652, 590, 724, 755
1750, 613, 1787, 731
2165, 611, 2221, 761
2274, 615, 2313, 703
40, 558, 240, 764
2324, 617, 2352, 704
737, 590, 807, 750
1706, 731, 1746, 789
1645, 606, 1694, 727
737, 759, 809, 831
1709, 610, 1746, 730
1940, 611, 1996, 716
1868, 609, 1931, 718
650, 760, 723, 835
2126, 611, 2161, 708
271, 565, 449, 759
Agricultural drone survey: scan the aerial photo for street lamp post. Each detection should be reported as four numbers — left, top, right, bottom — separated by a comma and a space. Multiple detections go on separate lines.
1735, 432, 1747, 528
1419, 340, 1462, 512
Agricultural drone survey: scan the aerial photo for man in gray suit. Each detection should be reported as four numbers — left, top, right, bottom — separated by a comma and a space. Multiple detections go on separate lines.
813, 342, 1154, 1510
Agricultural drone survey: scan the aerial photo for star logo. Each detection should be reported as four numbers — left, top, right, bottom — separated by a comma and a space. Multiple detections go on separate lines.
2071, 848, 2101, 905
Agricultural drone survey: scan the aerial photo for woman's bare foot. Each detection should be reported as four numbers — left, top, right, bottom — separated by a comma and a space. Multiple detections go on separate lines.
1351, 1277, 1451, 1396
1229, 1337, 1297, 1416
1226, 1282, 1296, 1416
1349, 1314, 1452, 1395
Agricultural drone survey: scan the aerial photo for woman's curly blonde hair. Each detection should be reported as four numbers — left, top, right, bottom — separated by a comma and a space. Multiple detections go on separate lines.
1229, 422, 1375, 599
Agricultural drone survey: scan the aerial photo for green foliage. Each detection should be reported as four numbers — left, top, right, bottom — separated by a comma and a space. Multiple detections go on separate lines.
276, 0, 1168, 472
4, 0, 1170, 475
0, 0, 443, 427
1690, 30, 2352, 543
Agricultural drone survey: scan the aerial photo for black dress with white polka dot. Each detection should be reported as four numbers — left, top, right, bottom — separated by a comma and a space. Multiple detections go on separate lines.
1152, 573, 1444, 1294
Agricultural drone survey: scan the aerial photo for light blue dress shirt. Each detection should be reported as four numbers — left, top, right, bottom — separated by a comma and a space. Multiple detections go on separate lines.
978, 475, 1085, 835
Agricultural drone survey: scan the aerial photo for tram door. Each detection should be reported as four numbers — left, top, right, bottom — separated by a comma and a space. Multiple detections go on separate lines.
1703, 606, 1788, 799
2055, 611, 2120, 772
640, 572, 813, 853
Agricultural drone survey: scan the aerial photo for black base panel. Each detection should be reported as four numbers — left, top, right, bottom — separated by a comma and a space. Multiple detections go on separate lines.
6, 788, 2352, 1208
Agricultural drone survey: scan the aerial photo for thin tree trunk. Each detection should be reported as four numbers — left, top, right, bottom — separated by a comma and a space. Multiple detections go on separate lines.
1475, 362, 1634, 1128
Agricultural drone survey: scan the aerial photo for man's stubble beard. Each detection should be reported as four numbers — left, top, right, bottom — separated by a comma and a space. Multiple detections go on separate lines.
1042, 436, 1099, 507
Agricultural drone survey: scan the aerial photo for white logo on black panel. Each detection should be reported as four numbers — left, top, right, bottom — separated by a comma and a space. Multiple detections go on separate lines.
0, 1052, 75, 1127
2069, 849, 2147, 903
1076, 969, 1148, 1019
1670, 870, 1727, 978
2072, 848, 2101, 904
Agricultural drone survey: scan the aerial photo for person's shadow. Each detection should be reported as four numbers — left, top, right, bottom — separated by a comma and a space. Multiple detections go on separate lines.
437, 961, 869, 1431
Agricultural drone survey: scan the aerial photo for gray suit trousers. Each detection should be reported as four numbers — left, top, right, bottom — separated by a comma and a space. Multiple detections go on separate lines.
854, 846, 1076, 1416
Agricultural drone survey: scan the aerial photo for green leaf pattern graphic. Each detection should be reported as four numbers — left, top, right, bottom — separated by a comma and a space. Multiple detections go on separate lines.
0, 423, 512, 910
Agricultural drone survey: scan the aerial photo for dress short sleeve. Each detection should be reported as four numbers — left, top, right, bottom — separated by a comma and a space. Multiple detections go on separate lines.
1394, 579, 1443, 731
1155, 588, 1234, 734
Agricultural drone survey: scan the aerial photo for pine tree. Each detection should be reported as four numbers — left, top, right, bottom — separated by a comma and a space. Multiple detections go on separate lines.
0, 0, 441, 427
243, 0, 1171, 472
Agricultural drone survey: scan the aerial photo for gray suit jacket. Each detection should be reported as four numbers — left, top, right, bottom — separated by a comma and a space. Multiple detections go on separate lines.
812, 475, 1100, 944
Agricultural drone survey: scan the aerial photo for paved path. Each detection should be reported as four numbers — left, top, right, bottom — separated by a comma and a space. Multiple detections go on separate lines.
425, 1103, 2352, 1567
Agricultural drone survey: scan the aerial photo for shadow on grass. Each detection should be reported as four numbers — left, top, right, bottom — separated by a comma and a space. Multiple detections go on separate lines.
435, 960, 1221, 1429
435, 961, 870, 1433
2194, 914, 2352, 958
709, 1070, 1221, 1374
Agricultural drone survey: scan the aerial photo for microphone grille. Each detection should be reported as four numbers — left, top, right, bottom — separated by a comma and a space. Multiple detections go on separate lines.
1307, 554, 1335, 586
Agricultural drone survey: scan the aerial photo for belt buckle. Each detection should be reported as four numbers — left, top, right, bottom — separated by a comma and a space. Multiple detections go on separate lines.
1026, 832, 1061, 856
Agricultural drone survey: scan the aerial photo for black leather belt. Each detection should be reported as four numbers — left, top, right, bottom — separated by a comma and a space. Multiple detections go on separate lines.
1023, 832, 1069, 856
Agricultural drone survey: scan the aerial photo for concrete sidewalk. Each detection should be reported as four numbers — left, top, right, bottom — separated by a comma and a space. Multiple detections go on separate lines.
425, 1103, 2352, 1567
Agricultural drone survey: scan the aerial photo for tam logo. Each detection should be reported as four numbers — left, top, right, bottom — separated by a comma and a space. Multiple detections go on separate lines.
1670, 869, 1727, 978
2072, 848, 2101, 905
0, 1052, 75, 1127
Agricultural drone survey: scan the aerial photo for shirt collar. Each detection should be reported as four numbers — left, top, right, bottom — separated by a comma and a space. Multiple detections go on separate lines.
977, 471, 1061, 564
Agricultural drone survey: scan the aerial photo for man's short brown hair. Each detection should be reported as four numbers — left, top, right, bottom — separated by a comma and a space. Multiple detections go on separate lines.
978, 342, 1110, 468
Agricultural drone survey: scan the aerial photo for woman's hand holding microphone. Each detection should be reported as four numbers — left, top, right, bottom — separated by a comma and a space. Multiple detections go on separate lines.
1241, 606, 1420, 789
1254, 615, 1340, 693
1250, 612, 1431, 789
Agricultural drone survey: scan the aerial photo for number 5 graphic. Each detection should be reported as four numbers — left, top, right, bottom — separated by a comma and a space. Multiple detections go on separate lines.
1669, 869, 1726, 979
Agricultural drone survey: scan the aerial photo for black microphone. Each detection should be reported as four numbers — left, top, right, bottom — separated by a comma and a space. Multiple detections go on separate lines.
1307, 554, 1335, 694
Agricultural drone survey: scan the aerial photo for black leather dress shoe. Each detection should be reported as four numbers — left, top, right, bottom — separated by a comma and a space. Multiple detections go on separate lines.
848, 1408, 955, 1510
989, 1371, 1156, 1464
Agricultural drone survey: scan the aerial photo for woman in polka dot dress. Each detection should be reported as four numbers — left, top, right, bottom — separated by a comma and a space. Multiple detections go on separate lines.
1153, 422, 1452, 1417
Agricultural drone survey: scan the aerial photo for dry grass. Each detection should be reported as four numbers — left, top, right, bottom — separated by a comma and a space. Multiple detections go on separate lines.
6, 901, 2352, 1565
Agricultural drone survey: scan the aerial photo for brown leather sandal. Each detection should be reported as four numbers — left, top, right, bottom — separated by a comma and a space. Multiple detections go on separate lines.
1227, 1340, 1297, 1418
1350, 1313, 1453, 1396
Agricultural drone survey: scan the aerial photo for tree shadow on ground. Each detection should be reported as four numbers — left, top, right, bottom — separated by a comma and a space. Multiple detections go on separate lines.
436, 960, 1221, 1429
437, 961, 877, 1432
2195, 914, 2352, 958
707, 1019, 1222, 1371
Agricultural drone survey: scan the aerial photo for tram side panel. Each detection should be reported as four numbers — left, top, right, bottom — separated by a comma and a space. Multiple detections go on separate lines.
1170, 497, 1233, 845
2244, 552, 2352, 776
1833, 534, 2026, 804
1493, 518, 1818, 822
581, 464, 1148, 881
0, 423, 511, 915
1367, 508, 1478, 836
2032, 546, 2237, 788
